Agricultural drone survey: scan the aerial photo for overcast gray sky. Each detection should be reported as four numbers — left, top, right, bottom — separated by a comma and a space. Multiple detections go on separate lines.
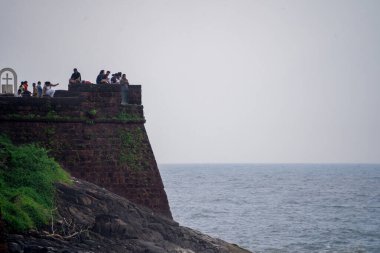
1, 0, 379, 163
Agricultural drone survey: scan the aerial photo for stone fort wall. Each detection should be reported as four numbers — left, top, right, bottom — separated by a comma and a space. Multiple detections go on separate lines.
0, 84, 172, 218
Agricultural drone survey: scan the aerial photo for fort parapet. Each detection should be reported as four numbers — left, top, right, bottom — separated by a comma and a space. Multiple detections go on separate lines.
0, 84, 172, 218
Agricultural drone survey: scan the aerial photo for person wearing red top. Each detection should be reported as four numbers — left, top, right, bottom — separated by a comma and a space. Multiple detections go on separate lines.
23, 81, 28, 92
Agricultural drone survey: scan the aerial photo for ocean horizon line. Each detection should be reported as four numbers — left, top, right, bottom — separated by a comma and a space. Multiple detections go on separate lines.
159, 162, 380, 166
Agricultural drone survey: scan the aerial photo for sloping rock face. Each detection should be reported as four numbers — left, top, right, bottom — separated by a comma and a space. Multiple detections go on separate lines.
6, 179, 251, 253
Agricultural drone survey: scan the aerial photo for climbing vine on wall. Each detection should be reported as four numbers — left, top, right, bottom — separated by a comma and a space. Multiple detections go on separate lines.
119, 127, 150, 171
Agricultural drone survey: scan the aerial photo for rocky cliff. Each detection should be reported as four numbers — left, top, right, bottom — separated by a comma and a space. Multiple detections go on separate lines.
0, 84, 252, 252
6, 178, 251, 253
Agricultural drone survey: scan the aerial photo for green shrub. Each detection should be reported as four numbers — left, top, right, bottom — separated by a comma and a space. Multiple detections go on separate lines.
88, 109, 97, 116
0, 135, 70, 232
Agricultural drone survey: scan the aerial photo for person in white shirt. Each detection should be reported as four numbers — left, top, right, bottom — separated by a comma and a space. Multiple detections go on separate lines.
43, 81, 59, 97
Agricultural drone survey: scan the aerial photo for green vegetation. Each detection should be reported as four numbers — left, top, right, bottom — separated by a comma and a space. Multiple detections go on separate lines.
119, 128, 149, 171
0, 112, 144, 123
1, 107, 145, 123
1, 113, 40, 120
84, 119, 95, 125
115, 111, 144, 122
0, 135, 70, 232
88, 109, 97, 117
46, 110, 59, 119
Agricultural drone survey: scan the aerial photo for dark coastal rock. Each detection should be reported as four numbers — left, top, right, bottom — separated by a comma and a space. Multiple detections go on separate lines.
7, 178, 251, 253
0, 211, 8, 253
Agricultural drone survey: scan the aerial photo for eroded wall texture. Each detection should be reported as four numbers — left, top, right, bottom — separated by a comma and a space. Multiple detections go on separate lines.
0, 84, 172, 218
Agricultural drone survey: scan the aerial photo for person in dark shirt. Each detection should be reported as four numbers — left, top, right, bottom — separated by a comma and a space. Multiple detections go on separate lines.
22, 89, 31, 97
96, 70, 105, 84
111, 72, 122, 84
32, 83, 37, 97
101, 71, 111, 84
69, 68, 81, 84
37, 81, 43, 97
21, 81, 31, 97
111, 73, 117, 84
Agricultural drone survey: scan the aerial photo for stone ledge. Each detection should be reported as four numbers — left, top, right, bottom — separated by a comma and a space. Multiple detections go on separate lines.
0, 117, 146, 124
0, 96, 83, 105
68, 83, 141, 92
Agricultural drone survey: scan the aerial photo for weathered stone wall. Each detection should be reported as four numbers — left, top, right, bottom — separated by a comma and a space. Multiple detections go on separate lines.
0, 84, 172, 218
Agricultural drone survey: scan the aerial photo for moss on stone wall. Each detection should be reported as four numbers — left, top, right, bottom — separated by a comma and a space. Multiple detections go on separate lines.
119, 127, 147, 171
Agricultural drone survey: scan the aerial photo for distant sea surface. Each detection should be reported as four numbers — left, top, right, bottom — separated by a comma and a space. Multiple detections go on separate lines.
159, 164, 380, 253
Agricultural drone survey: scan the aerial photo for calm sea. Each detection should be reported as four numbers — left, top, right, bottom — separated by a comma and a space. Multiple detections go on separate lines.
159, 164, 380, 253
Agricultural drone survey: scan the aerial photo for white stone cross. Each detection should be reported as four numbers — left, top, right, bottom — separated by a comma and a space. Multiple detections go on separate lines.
1, 73, 13, 93
2, 72, 13, 84
0, 68, 18, 94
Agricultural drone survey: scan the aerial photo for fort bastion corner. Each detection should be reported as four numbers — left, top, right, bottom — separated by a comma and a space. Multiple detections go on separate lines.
0, 83, 172, 218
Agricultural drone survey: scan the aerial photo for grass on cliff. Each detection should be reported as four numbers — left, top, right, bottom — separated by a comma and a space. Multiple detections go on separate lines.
0, 135, 71, 232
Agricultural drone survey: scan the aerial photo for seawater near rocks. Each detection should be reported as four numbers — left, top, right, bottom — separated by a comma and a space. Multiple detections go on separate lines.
6, 179, 251, 253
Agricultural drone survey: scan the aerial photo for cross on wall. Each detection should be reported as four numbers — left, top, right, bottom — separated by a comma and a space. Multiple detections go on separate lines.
1, 72, 13, 85
0, 68, 18, 94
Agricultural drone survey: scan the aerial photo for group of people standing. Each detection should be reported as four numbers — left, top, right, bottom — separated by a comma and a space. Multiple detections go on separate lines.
16, 68, 130, 102
17, 81, 59, 98
69, 68, 130, 104
95, 70, 129, 85
69, 68, 129, 86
